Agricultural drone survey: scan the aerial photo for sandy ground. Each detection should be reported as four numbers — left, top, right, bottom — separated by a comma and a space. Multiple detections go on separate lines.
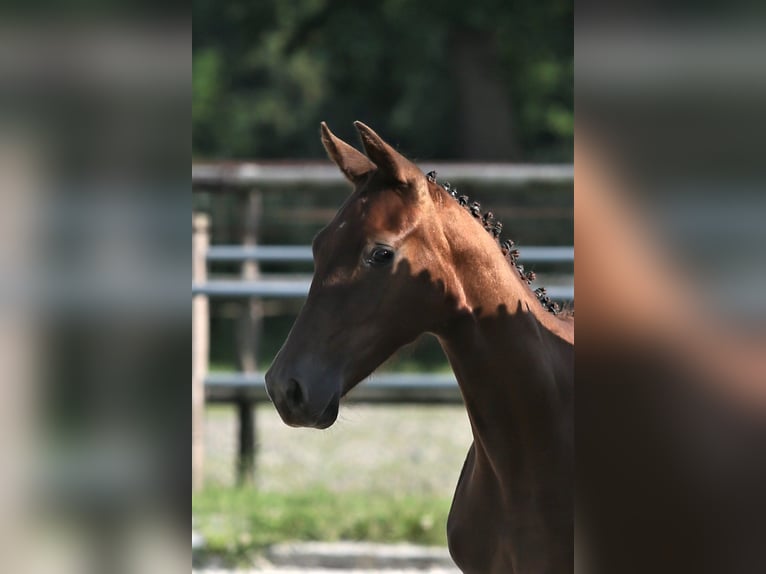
192, 567, 460, 574
194, 569, 459, 573
204, 402, 473, 496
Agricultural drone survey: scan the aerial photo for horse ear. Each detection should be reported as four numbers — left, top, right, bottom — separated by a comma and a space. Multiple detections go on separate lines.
354, 121, 419, 184
320, 122, 375, 185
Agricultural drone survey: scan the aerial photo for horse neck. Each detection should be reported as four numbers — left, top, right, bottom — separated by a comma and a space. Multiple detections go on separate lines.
439, 310, 573, 469
434, 202, 574, 478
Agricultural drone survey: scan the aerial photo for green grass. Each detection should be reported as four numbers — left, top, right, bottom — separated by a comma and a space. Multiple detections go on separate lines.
193, 485, 452, 565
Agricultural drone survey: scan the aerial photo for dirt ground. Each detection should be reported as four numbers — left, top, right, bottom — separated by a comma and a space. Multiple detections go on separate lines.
204, 402, 473, 496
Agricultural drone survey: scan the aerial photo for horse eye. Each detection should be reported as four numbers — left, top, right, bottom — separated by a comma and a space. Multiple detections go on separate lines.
367, 246, 395, 266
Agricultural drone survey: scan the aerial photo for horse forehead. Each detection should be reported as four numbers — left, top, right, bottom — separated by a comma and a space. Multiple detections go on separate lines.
343, 190, 414, 234
317, 191, 416, 259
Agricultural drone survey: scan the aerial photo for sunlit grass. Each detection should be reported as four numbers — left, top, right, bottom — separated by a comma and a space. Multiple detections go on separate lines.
193, 486, 451, 565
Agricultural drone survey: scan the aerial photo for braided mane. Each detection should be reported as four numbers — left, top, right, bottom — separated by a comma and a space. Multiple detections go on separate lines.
425, 170, 568, 317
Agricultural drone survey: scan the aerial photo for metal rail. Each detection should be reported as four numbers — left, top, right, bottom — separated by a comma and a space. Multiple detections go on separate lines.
207, 245, 574, 264
200, 245, 574, 299
193, 280, 574, 300
206, 372, 463, 404
193, 162, 573, 189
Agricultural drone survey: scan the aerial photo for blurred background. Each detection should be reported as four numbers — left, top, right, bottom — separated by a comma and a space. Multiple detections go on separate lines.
191, 0, 572, 568
0, 4, 189, 574
576, 4, 766, 574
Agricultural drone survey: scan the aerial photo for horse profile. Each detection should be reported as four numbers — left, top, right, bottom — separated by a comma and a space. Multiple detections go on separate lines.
265, 122, 574, 573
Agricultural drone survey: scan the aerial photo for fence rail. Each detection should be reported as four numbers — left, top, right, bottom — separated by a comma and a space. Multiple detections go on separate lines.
207, 245, 574, 264
206, 372, 462, 404
193, 161, 573, 188
193, 280, 574, 300
201, 244, 574, 300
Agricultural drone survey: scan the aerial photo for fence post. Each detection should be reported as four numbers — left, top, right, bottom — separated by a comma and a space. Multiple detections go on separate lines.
236, 399, 256, 484
192, 213, 210, 493
235, 190, 262, 485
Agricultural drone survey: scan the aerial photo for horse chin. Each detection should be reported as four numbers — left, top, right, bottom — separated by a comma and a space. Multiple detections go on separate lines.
312, 393, 340, 429
280, 390, 340, 429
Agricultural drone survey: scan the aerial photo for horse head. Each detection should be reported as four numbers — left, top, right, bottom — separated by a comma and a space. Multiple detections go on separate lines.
264, 122, 456, 428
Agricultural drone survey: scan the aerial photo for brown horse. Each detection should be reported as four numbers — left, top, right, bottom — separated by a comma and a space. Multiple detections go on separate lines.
265, 122, 574, 573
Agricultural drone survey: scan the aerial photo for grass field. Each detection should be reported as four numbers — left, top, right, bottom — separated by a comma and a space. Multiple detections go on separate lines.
194, 403, 473, 564
194, 486, 453, 564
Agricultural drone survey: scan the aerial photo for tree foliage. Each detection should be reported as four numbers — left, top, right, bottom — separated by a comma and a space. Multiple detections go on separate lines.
193, 0, 572, 161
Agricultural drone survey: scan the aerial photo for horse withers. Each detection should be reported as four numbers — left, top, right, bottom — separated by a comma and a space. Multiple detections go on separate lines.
265, 122, 573, 573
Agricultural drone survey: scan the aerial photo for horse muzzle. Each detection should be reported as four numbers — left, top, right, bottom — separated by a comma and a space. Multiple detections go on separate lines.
264, 367, 341, 429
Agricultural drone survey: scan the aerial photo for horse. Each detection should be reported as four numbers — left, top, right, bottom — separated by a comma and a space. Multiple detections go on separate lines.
264, 122, 574, 573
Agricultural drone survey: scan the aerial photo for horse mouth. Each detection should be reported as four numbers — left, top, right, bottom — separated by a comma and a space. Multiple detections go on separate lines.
313, 394, 340, 429
281, 390, 340, 430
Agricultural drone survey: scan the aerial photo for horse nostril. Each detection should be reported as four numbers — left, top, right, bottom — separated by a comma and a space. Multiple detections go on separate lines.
286, 378, 305, 409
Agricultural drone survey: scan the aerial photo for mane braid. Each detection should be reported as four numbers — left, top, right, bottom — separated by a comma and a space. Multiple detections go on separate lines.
425, 170, 563, 316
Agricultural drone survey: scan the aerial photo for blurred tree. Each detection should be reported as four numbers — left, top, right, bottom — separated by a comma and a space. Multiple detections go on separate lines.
193, 0, 572, 161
